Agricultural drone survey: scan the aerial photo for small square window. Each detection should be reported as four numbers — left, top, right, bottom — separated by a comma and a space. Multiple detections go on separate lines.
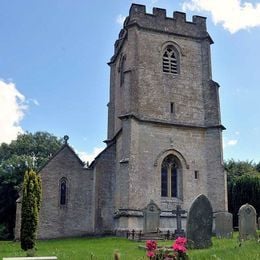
194, 171, 199, 179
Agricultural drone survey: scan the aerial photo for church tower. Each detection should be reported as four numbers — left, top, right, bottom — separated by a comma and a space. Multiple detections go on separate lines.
107, 4, 227, 232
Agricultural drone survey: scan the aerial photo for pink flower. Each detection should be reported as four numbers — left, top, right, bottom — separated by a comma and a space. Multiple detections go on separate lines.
175, 237, 187, 245
146, 251, 155, 257
172, 236, 187, 253
146, 240, 157, 251
173, 243, 187, 253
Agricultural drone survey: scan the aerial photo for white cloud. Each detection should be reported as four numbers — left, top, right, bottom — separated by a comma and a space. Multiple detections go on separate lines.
223, 139, 238, 148
0, 80, 27, 144
182, 0, 260, 33
76, 147, 105, 164
116, 14, 126, 26
227, 139, 238, 146
31, 98, 39, 106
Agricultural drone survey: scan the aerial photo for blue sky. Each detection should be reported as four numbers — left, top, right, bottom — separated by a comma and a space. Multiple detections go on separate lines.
0, 0, 260, 163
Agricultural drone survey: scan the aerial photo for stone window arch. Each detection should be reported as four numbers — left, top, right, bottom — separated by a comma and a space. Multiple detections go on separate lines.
118, 54, 126, 86
161, 154, 182, 198
59, 177, 68, 206
162, 45, 179, 75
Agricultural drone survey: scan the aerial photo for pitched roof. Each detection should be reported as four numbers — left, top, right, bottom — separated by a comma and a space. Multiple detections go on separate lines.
38, 142, 85, 172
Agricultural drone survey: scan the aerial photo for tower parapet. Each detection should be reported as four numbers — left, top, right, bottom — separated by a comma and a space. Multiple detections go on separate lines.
111, 3, 212, 62
128, 4, 208, 35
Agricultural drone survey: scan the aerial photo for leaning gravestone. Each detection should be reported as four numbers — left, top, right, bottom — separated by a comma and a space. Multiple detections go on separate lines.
238, 203, 257, 240
143, 200, 161, 233
215, 212, 233, 238
186, 194, 213, 249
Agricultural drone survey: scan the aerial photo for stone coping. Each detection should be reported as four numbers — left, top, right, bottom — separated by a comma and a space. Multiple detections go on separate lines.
3, 257, 57, 260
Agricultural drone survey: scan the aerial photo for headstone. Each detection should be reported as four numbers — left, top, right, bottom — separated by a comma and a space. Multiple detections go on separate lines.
258, 217, 260, 230
143, 200, 161, 233
186, 194, 213, 249
172, 205, 186, 237
238, 203, 257, 240
215, 212, 233, 238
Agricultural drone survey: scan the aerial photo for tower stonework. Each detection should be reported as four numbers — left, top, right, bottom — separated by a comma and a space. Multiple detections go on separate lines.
107, 4, 227, 232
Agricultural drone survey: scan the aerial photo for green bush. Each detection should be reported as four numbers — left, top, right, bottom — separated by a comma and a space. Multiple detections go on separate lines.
230, 175, 260, 226
20, 170, 42, 251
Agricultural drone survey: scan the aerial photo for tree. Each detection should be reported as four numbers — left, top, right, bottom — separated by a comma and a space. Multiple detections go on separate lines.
232, 175, 260, 226
224, 160, 260, 226
0, 132, 63, 239
20, 170, 41, 251
224, 159, 258, 183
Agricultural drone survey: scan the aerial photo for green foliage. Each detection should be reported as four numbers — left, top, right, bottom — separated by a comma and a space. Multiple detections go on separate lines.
20, 170, 42, 251
0, 131, 62, 239
225, 160, 260, 226
224, 159, 259, 183
232, 175, 260, 223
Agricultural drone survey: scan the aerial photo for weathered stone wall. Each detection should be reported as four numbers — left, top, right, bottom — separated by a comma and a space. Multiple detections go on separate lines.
93, 143, 116, 234
125, 118, 225, 212
37, 145, 94, 239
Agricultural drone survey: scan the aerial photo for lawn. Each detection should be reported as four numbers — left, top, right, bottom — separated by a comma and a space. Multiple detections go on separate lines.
0, 233, 259, 260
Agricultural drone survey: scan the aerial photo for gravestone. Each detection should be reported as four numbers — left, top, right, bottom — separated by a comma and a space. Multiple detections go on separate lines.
172, 205, 186, 238
238, 203, 257, 240
143, 200, 161, 233
186, 194, 213, 249
258, 217, 260, 230
215, 212, 233, 238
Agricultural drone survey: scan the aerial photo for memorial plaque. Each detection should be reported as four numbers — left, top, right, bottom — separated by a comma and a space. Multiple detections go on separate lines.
143, 200, 161, 233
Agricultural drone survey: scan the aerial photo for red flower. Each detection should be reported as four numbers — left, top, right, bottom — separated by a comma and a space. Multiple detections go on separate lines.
146, 240, 157, 251
172, 236, 187, 253
173, 243, 187, 253
147, 251, 155, 257
175, 237, 187, 245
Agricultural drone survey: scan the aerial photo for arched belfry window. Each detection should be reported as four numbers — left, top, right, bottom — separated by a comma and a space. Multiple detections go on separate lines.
60, 178, 67, 205
161, 155, 181, 198
162, 46, 179, 75
118, 54, 126, 86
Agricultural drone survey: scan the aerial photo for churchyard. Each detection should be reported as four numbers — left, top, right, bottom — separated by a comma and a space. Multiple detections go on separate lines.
1, 199, 259, 259
0, 233, 260, 259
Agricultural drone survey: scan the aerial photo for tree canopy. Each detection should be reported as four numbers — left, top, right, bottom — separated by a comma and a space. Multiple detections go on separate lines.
0, 132, 63, 239
224, 159, 260, 226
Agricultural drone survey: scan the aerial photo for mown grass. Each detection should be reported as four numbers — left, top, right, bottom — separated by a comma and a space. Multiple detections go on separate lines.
0, 233, 259, 260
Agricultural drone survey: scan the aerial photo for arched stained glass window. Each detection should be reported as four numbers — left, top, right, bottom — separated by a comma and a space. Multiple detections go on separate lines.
162, 46, 179, 75
60, 178, 67, 205
161, 155, 180, 198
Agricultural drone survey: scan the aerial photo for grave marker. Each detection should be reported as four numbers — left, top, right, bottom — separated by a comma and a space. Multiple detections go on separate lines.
238, 203, 257, 240
172, 205, 186, 238
215, 212, 233, 238
143, 200, 161, 233
186, 194, 213, 249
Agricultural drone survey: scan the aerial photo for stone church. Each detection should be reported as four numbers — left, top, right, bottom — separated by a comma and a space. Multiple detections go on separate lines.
15, 3, 227, 239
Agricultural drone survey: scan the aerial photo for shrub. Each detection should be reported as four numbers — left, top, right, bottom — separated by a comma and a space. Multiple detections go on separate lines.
20, 170, 41, 251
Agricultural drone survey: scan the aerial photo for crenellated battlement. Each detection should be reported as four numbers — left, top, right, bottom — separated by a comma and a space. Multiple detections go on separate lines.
127, 4, 208, 35
110, 4, 212, 63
